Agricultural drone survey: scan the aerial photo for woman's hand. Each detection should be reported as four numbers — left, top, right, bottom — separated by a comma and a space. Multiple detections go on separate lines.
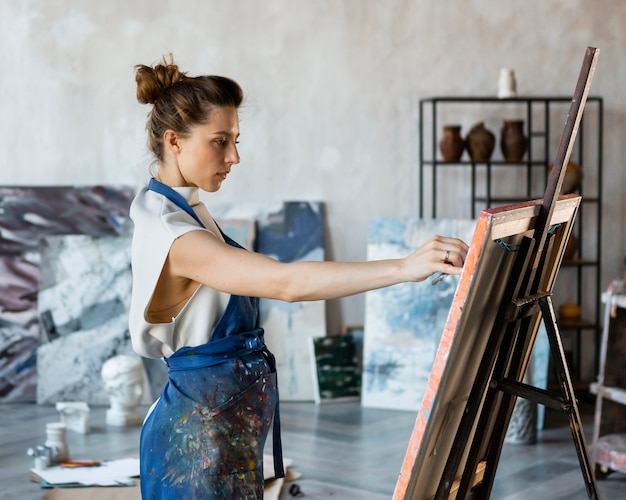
400, 235, 469, 283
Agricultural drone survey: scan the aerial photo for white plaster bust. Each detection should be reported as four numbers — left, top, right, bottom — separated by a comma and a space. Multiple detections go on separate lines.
55, 401, 90, 434
101, 355, 146, 427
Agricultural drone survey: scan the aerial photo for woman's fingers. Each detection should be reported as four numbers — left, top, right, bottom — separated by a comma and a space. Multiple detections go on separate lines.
435, 238, 468, 266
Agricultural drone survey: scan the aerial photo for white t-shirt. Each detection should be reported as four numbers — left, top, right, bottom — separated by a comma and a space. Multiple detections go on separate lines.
128, 185, 229, 359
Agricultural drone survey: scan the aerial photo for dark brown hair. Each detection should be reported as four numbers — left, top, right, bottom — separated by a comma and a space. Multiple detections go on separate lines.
135, 54, 243, 161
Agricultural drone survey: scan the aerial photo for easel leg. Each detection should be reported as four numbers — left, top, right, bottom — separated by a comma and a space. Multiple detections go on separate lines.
539, 294, 600, 499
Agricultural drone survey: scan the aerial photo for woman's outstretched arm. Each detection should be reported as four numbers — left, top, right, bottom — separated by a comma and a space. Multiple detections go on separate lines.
168, 229, 469, 302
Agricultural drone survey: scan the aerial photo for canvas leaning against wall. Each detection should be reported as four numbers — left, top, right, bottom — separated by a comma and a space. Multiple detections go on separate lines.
211, 200, 327, 401
36, 234, 142, 406
0, 186, 136, 403
37, 199, 327, 405
0, 189, 326, 404
35, 219, 257, 406
361, 218, 477, 412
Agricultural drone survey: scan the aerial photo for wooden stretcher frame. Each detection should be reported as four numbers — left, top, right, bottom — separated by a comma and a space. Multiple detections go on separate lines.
394, 47, 600, 499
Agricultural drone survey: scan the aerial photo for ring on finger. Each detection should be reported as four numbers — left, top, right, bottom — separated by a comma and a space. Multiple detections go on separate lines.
443, 250, 451, 264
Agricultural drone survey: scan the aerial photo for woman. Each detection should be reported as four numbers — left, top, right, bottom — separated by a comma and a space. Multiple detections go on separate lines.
129, 55, 468, 499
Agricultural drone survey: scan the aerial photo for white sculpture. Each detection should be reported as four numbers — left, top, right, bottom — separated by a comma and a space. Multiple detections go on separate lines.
55, 401, 91, 434
101, 355, 146, 427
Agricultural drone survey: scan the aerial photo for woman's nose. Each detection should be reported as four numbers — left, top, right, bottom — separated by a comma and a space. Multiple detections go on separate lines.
227, 144, 240, 165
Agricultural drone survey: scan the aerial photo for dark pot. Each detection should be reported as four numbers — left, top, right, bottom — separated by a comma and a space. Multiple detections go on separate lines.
465, 122, 496, 162
500, 119, 528, 162
439, 125, 464, 162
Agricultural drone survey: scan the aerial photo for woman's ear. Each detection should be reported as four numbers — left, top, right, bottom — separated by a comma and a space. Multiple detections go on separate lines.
163, 130, 182, 155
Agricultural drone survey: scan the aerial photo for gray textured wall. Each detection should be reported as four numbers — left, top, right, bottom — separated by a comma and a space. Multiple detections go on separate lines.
1, 1, 624, 334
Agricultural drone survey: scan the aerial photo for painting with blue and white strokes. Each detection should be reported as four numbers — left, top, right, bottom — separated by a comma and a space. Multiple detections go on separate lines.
36, 234, 141, 406
210, 200, 326, 401
362, 218, 476, 411
0, 185, 135, 403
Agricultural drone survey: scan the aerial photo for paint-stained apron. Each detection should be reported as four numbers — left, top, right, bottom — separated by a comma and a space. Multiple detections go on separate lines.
140, 180, 283, 499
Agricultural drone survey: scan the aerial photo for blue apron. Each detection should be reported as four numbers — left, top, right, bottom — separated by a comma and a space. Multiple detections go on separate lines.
139, 179, 283, 499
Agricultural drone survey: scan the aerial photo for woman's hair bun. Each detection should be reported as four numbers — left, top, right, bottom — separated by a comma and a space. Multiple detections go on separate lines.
135, 54, 187, 105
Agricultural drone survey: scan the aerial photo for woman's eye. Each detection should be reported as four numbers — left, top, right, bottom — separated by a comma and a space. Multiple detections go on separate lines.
215, 138, 238, 147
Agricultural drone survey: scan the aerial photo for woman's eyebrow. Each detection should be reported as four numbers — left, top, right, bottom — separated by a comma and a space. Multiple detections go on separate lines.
210, 130, 239, 137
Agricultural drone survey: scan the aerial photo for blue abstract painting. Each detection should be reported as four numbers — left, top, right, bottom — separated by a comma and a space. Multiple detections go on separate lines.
211, 201, 326, 401
217, 219, 256, 251
36, 234, 143, 406
361, 218, 477, 411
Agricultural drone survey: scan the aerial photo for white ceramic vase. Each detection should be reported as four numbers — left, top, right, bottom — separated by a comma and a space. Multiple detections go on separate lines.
498, 68, 517, 98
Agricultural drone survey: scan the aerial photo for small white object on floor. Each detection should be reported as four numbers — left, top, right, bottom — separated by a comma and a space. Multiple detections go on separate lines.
55, 402, 90, 434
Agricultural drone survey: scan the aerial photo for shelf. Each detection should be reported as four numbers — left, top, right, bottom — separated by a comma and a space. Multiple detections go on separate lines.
595, 434, 626, 475
557, 319, 597, 330
472, 198, 599, 207
562, 258, 599, 267
475, 196, 543, 204
419, 95, 604, 383
590, 383, 626, 406
423, 160, 548, 167
590, 287, 626, 475
422, 95, 602, 103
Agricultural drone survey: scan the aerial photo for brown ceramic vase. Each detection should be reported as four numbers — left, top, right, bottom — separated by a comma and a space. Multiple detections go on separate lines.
500, 119, 528, 162
439, 125, 464, 162
465, 122, 496, 162
549, 161, 583, 194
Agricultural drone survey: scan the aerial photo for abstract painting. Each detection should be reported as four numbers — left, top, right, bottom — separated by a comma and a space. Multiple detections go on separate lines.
211, 201, 326, 401
217, 219, 256, 251
0, 186, 135, 403
361, 218, 477, 411
36, 234, 140, 406
36, 217, 257, 406
310, 334, 360, 404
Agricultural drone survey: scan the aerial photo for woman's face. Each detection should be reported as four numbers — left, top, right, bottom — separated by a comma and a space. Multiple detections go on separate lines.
176, 105, 240, 192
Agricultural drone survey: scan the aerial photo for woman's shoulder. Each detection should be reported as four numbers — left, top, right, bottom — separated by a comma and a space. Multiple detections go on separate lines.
130, 186, 209, 238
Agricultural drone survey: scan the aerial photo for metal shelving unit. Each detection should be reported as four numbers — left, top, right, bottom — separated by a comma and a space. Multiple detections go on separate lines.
418, 96, 604, 383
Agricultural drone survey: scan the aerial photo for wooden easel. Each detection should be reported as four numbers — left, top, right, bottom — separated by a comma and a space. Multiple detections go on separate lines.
394, 47, 600, 499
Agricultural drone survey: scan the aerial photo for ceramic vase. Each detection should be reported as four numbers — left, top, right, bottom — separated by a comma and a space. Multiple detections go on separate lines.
558, 299, 582, 322
549, 161, 583, 194
465, 122, 496, 162
500, 120, 528, 162
497, 68, 517, 98
439, 125, 464, 162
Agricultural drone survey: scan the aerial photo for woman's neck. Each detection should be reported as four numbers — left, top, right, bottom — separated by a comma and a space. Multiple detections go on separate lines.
155, 163, 188, 187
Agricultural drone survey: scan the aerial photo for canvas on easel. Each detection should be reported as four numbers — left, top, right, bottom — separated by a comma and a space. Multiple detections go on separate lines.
394, 46, 600, 499
393, 195, 580, 498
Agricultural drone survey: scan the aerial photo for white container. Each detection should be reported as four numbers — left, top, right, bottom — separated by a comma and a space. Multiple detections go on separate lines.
498, 68, 517, 98
34, 455, 50, 470
45, 422, 69, 463
56, 401, 91, 434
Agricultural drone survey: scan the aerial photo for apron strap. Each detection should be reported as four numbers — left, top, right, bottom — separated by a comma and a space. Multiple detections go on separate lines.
148, 178, 206, 228
164, 330, 265, 371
